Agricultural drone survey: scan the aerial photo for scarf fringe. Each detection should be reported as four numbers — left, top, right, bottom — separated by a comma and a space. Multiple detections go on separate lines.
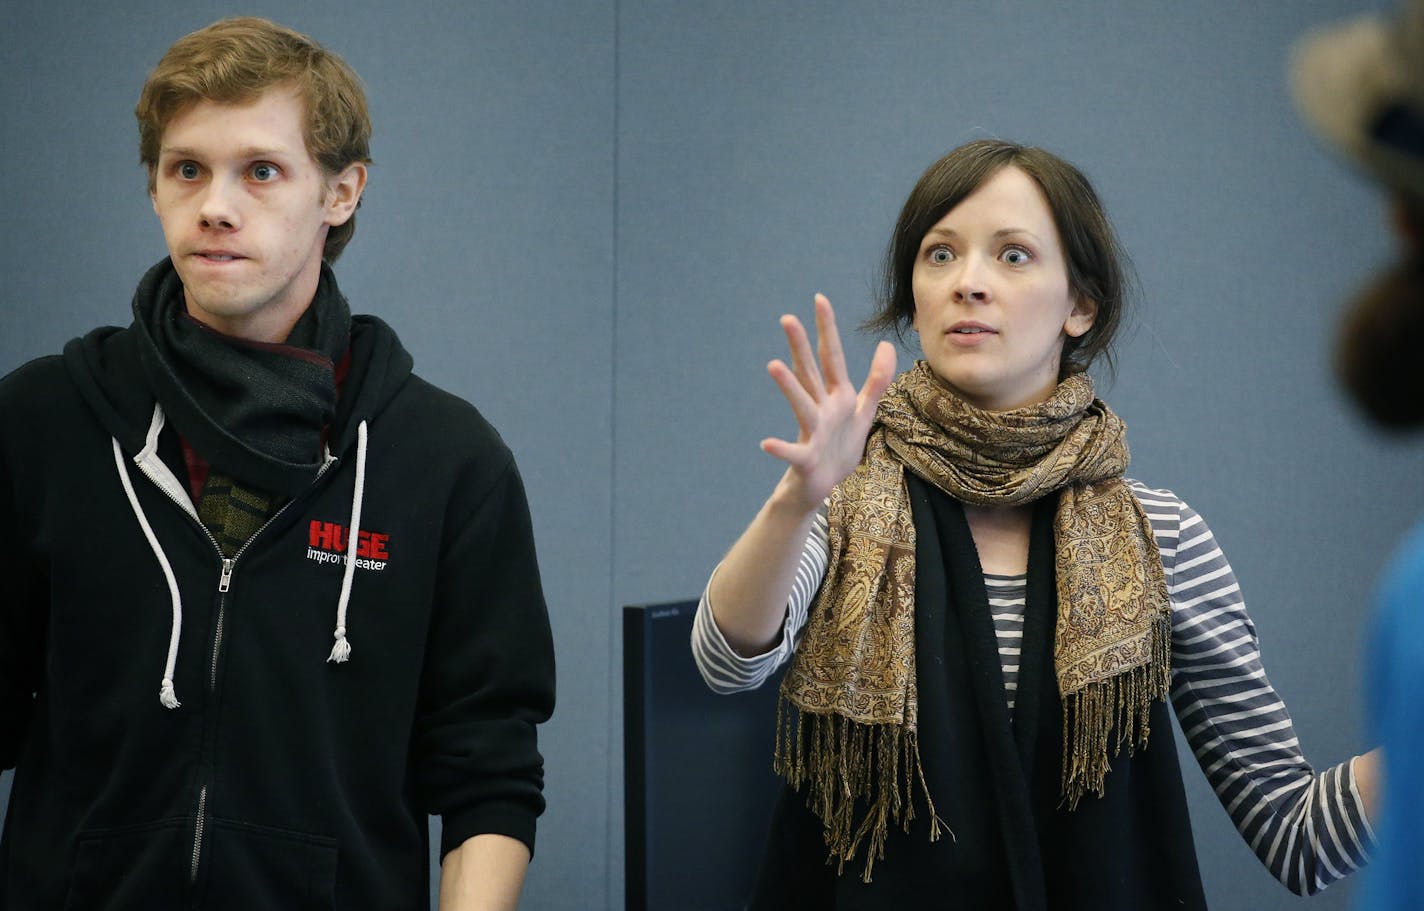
1060, 612, 1173, 807
774, 698, 948, 882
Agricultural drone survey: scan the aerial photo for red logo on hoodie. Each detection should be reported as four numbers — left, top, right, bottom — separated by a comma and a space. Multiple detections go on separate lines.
307, 520, 390, 570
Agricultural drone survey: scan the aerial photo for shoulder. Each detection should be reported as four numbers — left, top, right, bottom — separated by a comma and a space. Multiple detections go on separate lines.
1123, 480, 1232, 582
0, 354, 69, 409
384, 373, 513, 464
1124, 478, 1194, 536
0, 357, 69, 463
1377, 519, 1424, 617
382, 374, 526, 512
1124, 478, 1185, 512
0, 350, 121, 473
0, 349, 103, 440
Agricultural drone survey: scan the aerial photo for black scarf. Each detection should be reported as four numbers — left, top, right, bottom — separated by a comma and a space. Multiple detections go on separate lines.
130, 257, 350, 497
752, 478, 1207, 910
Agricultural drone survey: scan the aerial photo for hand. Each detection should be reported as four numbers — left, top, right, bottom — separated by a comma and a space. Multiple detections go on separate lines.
761, 294, 897, 513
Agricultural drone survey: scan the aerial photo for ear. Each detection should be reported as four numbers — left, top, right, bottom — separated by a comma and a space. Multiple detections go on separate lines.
1064, 295, 1097, 339
323, 162, 368, 227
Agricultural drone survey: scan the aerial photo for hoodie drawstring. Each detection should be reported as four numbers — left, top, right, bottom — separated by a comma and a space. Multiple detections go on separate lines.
113, 438, 184, 709
328, 420, 368, 663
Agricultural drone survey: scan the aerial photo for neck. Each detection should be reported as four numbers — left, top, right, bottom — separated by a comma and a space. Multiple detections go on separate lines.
932, 357, 1066, 413
962, 503, 1032, 576
185, 301, 311, 344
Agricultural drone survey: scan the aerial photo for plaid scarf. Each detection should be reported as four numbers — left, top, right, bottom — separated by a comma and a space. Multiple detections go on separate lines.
775, 362, 1171, 880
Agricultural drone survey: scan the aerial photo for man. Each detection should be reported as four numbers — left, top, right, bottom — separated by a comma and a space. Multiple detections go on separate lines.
0, 17, 555, 909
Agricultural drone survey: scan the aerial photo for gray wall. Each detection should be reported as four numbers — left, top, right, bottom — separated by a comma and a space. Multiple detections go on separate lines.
3, 1, 1420, 909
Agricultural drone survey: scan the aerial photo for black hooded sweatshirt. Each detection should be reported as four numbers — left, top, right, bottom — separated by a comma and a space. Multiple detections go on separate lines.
0, 301, 555, 909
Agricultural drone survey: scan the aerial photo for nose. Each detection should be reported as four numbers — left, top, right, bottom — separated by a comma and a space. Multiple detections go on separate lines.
197, 176, 240, 230
952, 253, 990, 304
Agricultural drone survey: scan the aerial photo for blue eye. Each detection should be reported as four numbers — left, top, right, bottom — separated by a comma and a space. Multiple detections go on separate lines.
177, 162, 200, 180
1001, 247, 1031, 265
929, 247, 953, 264
250, 163, 278, 181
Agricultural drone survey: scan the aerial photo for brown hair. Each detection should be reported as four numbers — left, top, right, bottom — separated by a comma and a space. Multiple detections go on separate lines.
135, 17, 372, 262
867, 139, 1130, 378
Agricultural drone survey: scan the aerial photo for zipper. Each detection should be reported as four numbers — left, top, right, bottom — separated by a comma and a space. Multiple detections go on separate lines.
187, 480, 331, 880
202, 469, 332, 689
211, 561, 231, 691
130, 455, 338, 887
190, 785, 207, 883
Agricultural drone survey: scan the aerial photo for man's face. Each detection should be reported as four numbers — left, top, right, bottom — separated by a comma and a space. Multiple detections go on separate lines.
150, 87, 364, 341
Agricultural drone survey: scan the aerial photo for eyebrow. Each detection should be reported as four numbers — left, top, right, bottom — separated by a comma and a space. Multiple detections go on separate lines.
158, 145, 294, 160
923, 226, 1042, 242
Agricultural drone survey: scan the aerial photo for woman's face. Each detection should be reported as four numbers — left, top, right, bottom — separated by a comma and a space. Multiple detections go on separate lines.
911, 165, 1096, 411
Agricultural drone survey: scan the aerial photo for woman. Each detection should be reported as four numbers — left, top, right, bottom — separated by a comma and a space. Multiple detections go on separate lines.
1293, 3, 1424, 907
691, 139, 1379, 909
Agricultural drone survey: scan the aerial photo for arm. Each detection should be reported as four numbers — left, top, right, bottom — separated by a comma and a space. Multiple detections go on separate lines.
705, 294, 896, 655
1157, 491, 1375, 895
691, 510, 830, 693
0, 391, 45, 771
438, 833, 530, 911
414, 451, 555, 890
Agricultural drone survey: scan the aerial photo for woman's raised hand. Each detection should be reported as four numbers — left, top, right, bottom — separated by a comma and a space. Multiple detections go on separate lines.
702, 295, 896, 655
761, 294, 897, 513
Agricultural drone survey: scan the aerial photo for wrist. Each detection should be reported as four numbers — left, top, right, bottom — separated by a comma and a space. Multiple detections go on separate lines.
766, 469, 824, 520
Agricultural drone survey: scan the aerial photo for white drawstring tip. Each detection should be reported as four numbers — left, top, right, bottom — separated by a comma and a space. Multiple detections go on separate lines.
159, 678, 181, 709
327, 629, 351, 663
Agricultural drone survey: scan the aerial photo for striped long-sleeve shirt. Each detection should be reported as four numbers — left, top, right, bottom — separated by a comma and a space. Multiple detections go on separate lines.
691, 480, 1376, 895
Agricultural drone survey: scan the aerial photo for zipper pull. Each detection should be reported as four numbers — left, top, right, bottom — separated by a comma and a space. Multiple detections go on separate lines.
218, 559, 234, 593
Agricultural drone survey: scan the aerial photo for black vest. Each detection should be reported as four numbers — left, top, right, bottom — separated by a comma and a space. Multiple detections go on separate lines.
751, 474, 1208, 910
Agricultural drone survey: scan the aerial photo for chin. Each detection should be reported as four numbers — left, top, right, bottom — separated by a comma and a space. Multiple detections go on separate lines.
187, 294, 263, 324
925, 362, 989, 396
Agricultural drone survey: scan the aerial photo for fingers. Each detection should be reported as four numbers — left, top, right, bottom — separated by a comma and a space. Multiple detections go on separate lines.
813, 294, 852, 390
851, 342, 897, 437
767, 297, 900, 467
780, 314, 825, 402
767, 358, 818, 432
858, 341, 898, 409
759, 436, 809, 466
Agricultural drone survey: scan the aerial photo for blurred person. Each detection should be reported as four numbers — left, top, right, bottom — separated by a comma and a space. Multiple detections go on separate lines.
1294, 2, 1424, 907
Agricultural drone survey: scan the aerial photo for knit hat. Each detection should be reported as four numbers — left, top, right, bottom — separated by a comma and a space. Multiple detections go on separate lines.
1292, 0, 1424, 198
